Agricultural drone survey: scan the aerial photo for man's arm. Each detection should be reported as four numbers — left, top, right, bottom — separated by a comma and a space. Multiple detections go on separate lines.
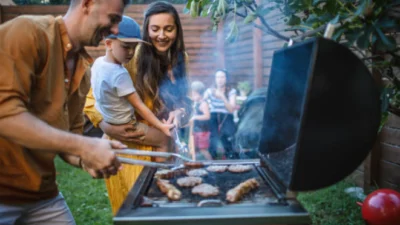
59, 154, 81, 168
0, 112, 124, 172
0, 17, 123, 175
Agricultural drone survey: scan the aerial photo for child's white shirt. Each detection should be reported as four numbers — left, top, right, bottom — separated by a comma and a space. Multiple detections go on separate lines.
91, 56, 136, 124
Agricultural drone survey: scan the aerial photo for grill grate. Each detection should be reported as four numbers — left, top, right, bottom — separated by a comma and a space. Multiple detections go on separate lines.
144, 164, 275, 205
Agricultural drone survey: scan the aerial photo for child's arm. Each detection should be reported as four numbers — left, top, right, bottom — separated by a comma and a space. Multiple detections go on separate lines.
192, 101, 210, 121
125, 92, 173, 137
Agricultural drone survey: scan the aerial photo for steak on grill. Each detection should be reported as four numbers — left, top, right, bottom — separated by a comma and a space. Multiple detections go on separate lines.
192, 183, 219, 197
177, 176, 203, 187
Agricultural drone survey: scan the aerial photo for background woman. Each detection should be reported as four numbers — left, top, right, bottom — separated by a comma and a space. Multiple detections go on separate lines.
204, 69, 237, 159
84, 1, 191, 214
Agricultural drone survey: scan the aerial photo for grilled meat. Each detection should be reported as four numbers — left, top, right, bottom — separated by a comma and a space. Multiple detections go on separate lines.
177, 176, 203, 187
226, 178, 259, 203
184, 161, 204, 169
228, 165, 252, 173
186, 168, 208, 177
156, 179, 182, 201
206, 165, 227, 173
154, 169, 174, 179
192, 183, 219, 197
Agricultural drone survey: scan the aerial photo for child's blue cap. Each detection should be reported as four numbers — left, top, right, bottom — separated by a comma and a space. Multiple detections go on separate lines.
107, 15, 149, 44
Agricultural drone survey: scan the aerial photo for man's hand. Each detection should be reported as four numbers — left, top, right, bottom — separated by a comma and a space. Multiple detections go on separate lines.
79, 138, 125, 176
81, 160, 115, 179
82, 162, 103, 178
99, 121, 145, 142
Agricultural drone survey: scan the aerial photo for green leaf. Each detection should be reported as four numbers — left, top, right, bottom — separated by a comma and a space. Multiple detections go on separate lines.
332, 26, 346, 41
356, 26, 373, 49
345, 29, 363, 46
304, 14, 320, 25
190, 0, 200, 18
377, 18, 398, 29
302, 0, 313, 8
375, 26, 397, 50
355, 0, 368, 17
330, 15, 340, 24
287, 15, 301, 26
371, 33, 378, 44
244, 13, 257, 24
312, 0, 326, 6
318, 13, 334, 22
324, 0, 338, 14
185, 0, 193, 12
183, 7, 190, 14
226, 21, 239, 43
200, 8, 208, 17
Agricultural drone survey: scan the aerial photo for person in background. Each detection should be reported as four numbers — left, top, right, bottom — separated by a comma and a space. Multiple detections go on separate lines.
190, 81, 212, 160
0, 0, 130, 224
84, 1, 192, 214
204, 69, 238, 159
91, 15, 174, 155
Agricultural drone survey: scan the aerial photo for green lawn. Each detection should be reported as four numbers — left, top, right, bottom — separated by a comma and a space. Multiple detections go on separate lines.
55, 157, 365, 225
55, 157, 113, 225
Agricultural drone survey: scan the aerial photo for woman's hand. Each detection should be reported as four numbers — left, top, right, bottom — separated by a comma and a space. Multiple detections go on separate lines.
99, 121, 145, 142
166, 109, 185, 127
159, 123, 175, 137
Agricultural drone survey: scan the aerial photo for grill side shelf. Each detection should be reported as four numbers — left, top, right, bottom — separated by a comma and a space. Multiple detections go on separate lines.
117, 167, 156, 216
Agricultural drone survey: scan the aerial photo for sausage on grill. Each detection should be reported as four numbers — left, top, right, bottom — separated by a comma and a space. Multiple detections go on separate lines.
156, 179, 182, 201
154, 169, 174, 179
226, 178, 259, 203
184, 161, 204, 169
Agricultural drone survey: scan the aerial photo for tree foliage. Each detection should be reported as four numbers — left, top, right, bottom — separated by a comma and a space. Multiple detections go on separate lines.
14, 0, 187, 5
186, 0, 400, 121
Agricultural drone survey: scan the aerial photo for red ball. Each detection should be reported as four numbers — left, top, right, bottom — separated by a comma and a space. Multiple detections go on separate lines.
361, 189, 400, 225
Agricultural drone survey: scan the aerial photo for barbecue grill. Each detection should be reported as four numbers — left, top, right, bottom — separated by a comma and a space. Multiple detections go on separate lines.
114, 38, 381, 225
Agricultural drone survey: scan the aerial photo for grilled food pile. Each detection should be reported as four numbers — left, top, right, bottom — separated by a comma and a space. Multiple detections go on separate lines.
154, 164, 259, 203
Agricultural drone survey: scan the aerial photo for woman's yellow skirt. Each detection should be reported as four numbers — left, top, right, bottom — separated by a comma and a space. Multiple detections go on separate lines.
104, 135, 152, 215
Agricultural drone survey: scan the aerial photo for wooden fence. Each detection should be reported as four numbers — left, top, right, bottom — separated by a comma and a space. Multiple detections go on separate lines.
1, 3, 399, 192
0, 4, 219, 79
223, 6, 294, 88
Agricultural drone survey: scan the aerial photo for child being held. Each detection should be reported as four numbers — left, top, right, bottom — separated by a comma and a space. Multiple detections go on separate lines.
91, 16, 173, 153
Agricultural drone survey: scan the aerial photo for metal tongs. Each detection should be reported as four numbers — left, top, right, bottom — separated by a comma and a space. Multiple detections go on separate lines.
171, 126, 191, 161
115, 149, 194, 171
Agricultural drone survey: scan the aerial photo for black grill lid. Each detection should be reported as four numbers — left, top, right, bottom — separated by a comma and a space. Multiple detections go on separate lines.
258, 37, 380, 191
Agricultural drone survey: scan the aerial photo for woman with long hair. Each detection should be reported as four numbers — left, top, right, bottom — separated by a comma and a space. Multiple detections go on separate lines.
84, 1, 192, 214
204, 69, 237, 159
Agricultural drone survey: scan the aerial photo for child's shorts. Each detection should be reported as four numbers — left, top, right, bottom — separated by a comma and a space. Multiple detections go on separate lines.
106, 117, 149, 142
193, 131, 210, 149
127, 119, 149, 142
